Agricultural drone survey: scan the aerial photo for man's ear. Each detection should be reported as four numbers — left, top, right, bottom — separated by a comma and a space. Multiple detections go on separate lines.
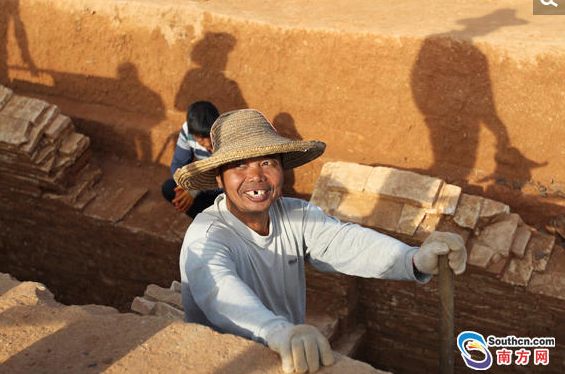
215, 169, 224, 189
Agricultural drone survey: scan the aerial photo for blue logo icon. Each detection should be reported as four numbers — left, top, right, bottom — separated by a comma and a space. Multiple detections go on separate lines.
457, 331, 493, 370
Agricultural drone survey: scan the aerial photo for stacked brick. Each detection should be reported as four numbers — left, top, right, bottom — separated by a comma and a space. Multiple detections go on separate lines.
131, 280, 366, 358
310, 161, 562, 299
0, 85, 100, 208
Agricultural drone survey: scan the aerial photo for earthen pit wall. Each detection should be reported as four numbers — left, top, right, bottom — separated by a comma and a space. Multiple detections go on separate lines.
3, 0, 565, 223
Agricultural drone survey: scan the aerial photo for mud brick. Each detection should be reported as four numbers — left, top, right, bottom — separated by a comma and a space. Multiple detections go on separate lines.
310, 189, 343, 216
364, 198, 405, 232
528, 230, 556, 272
396, 205, 426, 236
474, 213, 520, 257
364, 166, 443, 208
72, 188, 97, 210
413, 214, 442, 243
131, 296, 155, 315
479, 197, 510, 219
152, 302, 184, 320
325, 162, 373, 193
502, 245, 535, 286
0, 85, 13, 109
334, 192, 378, 225
453, 193, 482, 229
527, 245, 565, 300
468, 242, 494, 268
0, 114, 31, 147
144, 284, 184, 310
59, 132, 89, 156
511, 224, 532, 258
430, 183, 461, 215
0, 95, 50, 124
45, 114, 74, 145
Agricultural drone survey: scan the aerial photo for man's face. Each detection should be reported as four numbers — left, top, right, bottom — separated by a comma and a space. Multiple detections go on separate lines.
216, 155, 284, 224
193, 134, 213, 153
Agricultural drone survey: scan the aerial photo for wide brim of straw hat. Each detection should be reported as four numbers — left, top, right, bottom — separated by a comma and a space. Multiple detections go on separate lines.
174, 140, 325, 190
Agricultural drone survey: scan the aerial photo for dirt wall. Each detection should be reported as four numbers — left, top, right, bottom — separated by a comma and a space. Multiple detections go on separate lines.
2, 0, 565, 225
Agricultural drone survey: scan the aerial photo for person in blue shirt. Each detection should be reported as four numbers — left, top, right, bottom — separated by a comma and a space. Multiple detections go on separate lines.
161, 101, 222, 218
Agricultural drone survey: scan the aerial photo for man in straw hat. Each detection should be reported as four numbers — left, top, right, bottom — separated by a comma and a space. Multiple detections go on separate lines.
175, 109, 466, 373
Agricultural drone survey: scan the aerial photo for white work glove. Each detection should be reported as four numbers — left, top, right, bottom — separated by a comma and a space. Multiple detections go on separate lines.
413, 231, 466, 275
266, 323, 335, 373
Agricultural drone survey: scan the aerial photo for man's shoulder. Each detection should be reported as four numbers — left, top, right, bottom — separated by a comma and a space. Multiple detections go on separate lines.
185, 210, 235, 246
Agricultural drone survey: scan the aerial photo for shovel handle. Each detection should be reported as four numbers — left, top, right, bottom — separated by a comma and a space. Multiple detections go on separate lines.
439, 254, 454, 374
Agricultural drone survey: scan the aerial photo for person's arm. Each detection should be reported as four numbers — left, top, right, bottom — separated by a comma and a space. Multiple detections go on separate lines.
301, 202, 429, 282
302, 202, 465, 281
182, 234, 288, 343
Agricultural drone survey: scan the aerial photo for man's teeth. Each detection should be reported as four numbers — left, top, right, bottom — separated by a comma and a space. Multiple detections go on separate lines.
246, 190, 266, 196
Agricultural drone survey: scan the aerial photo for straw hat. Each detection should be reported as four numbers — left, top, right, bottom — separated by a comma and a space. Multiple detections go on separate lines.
174, 109, 326, 190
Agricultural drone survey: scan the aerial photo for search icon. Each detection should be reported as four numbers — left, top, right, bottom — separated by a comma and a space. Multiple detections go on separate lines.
541, 0, 558, 7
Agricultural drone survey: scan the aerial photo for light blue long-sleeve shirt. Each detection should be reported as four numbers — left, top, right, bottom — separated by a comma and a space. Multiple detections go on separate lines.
179, 195, 429, 344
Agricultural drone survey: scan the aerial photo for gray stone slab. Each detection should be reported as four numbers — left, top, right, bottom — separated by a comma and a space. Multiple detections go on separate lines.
0, 95, 50, 124
0, 114, 31, 147
0, 85, 13, 110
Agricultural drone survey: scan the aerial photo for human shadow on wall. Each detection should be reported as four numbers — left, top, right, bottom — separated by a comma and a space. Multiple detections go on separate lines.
174, 32, 248, 114
273, 112, 305, 198
410, 9, 545, 188
0, 0, 38, 84
13, 62, 165, 162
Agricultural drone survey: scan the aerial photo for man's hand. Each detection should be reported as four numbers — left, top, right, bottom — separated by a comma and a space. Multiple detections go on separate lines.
266, 323, 334, 373
414, 231, 466, 275
172, 186, 194, 213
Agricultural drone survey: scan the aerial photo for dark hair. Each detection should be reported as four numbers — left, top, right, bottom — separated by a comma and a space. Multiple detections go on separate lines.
186, 101, 219, 137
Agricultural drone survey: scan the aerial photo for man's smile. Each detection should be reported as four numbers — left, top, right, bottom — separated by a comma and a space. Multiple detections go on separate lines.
243, 188, 270, 201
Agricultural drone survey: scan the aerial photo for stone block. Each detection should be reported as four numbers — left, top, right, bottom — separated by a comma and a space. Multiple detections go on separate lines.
60, 133, 90, 157
170, 280, 182, 293
486, 253, 509, 275
305, 310, 339, 342
334, 192, 377, 225
431, 183, 461, 215
436, 216, 471, 243
396, 204, 426, 236
453, 194, 482, 229
528, 230, 555, 272
527, 245, 565, 300
413, 213, 442, 243
131, 296, 155, 315
326, 162, 373, 193
501, 246, 534, 286
310, 189, 343, 216
0, 95, 50, 124
474, 213, 520, 257
144, 284, 184, 310
152, 301, 185, 320
0, 115, 31, 147
364, 166, 444, 208
479, 198, 510, 219
510, 224, 532, 258
84, 185, 148, 223
0, 86, 13, 110
468, 242, 494, 268
364, 197, 405, 233
45, 114, 74, 144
